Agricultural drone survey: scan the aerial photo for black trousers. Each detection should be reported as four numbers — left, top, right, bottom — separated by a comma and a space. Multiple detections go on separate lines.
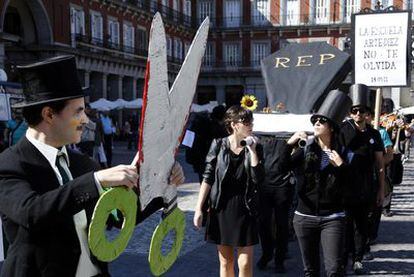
258, 186, 293, 262
345, 205, 370, 263
103, 134, 113, 167
293, 214, 346, 277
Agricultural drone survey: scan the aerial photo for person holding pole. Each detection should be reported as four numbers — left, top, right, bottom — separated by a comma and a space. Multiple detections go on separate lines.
340, 84, 385, 275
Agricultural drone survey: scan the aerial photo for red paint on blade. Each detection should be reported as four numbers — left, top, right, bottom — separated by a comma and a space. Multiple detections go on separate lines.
137, 60, 150, 166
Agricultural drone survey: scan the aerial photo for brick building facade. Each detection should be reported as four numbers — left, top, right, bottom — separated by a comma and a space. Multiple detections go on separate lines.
0, 0, 195, 124
195, 0, 414, 108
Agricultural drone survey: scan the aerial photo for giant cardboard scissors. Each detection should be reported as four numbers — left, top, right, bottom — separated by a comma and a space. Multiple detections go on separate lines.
88, 13, 209, 276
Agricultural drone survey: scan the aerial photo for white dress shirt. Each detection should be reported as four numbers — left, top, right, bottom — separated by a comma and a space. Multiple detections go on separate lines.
26, 133, 100, 276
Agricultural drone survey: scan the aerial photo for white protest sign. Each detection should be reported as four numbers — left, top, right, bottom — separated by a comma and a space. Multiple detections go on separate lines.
353, 12, 410, 87
182, 130, 195, 148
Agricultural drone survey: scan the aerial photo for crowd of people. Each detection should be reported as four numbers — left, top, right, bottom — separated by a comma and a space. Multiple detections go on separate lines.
190, 84, 414, 277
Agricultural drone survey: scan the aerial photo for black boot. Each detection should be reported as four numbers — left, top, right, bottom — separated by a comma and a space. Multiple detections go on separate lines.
256, 255, 272, 270
274, 260, 286, 273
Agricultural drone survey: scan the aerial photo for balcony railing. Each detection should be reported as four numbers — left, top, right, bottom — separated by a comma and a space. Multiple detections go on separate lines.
74, 34, 148, 57
117, 0, 193, 28
198, 13, 354, 29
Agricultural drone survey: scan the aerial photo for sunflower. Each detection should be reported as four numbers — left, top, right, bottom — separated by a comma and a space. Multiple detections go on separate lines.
240, 95, 258, 111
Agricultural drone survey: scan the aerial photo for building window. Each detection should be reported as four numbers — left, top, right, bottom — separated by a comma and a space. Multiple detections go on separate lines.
224, 43, 241, 67
70, 6, 85, 36
251, 0, 269, 26
151, 0, 158, 12
137, 28, 148, 55
166, 36, 173, 58
123, 22, 134, 53
286, 0, 300, 25
198, 0, 213, 24
372, 0, 389, 8
184, 0, 192, 17
184, 42, 191, 56
314, 0, 329, 24
224, 0, 241, 27
90, 11, 103, 44
203, 42, 214, 67
344, 0, 360, 23
252, 42, 269, 67
108, 18, 120, 47
174, 38, 183, 60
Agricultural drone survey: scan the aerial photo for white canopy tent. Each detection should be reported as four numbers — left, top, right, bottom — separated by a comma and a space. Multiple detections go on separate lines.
90, 98, 143, 111
399, 106, 414, 115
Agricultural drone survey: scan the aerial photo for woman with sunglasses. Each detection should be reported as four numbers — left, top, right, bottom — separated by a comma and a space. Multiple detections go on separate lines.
287, 90, 352, 277
193, 105, 264, 277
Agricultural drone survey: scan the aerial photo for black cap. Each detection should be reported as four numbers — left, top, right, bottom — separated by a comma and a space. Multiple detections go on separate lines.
13, 55, 87, 108
311, 89, 352, 127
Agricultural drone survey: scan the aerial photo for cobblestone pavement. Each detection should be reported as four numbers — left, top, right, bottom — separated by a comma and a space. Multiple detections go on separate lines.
1, 142, 414, 276
109, 142, 414, 277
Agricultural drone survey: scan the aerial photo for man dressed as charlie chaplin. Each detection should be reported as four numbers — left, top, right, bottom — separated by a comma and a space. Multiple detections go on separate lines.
0, 55, 184, 276
340, 84, 385, 275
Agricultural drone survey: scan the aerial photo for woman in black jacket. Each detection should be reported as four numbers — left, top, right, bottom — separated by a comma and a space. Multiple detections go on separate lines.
193, 105, 264, 277
288, 90, 351, 277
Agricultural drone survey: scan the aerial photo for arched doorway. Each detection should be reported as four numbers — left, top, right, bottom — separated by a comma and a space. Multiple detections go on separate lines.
2, 0, 53, 45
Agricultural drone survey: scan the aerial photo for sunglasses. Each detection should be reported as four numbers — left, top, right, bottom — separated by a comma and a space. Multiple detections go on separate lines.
238, 120, 253, 126
311, 116, 328, 125
351, 107, 367, 114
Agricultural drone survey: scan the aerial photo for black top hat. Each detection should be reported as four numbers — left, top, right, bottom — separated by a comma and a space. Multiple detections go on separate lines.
310, 89, 352, 127
349, 84, 371, 109
12, 55, 87, 108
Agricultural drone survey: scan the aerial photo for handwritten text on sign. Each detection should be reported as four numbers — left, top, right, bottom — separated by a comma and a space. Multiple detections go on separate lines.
354, 12, 409, 87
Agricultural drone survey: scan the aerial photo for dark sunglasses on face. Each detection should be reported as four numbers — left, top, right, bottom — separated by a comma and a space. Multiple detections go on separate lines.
351, 107, 366, 114
238, 120, 253, 126
311, 117, 328, 125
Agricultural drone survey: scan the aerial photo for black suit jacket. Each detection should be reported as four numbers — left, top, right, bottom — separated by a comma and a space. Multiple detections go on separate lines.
0, 137, 108, 277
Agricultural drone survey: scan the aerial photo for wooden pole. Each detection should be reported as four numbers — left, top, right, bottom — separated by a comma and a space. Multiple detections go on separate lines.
373, 88, 382, 130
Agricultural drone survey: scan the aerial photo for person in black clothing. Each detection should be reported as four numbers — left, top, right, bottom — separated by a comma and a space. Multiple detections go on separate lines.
289, 90, 352, 277
340, 84, 385, 275
256, 135, 295, 273
186, 106, 227, 182
193, 105, 264, 277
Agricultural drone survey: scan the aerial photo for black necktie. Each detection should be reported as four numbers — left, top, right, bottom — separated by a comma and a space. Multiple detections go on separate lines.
56, 152, 70, 184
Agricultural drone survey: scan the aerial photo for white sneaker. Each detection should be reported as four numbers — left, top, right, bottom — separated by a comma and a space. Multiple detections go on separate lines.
353, 261, 367, 275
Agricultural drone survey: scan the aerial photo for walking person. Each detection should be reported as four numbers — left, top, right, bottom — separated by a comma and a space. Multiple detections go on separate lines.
289, 90, 352, 277
0, 55, 185, 276
256, 135, 294, 273
340, 84, 385, 275
77, 104, 96, 157
3, 109, 28, 147
193, 105, 264, 277
100, 111, 115, 166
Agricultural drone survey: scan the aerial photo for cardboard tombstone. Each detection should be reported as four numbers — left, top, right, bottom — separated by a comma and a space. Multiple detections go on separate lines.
261, 42, 351, 114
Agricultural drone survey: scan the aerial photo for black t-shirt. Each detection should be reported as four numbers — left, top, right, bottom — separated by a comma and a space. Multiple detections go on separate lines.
340, 120, 384, 204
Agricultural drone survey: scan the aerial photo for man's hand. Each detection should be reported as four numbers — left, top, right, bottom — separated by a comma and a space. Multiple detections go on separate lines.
95, 165, 138, 189
169, 161, 185, 186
